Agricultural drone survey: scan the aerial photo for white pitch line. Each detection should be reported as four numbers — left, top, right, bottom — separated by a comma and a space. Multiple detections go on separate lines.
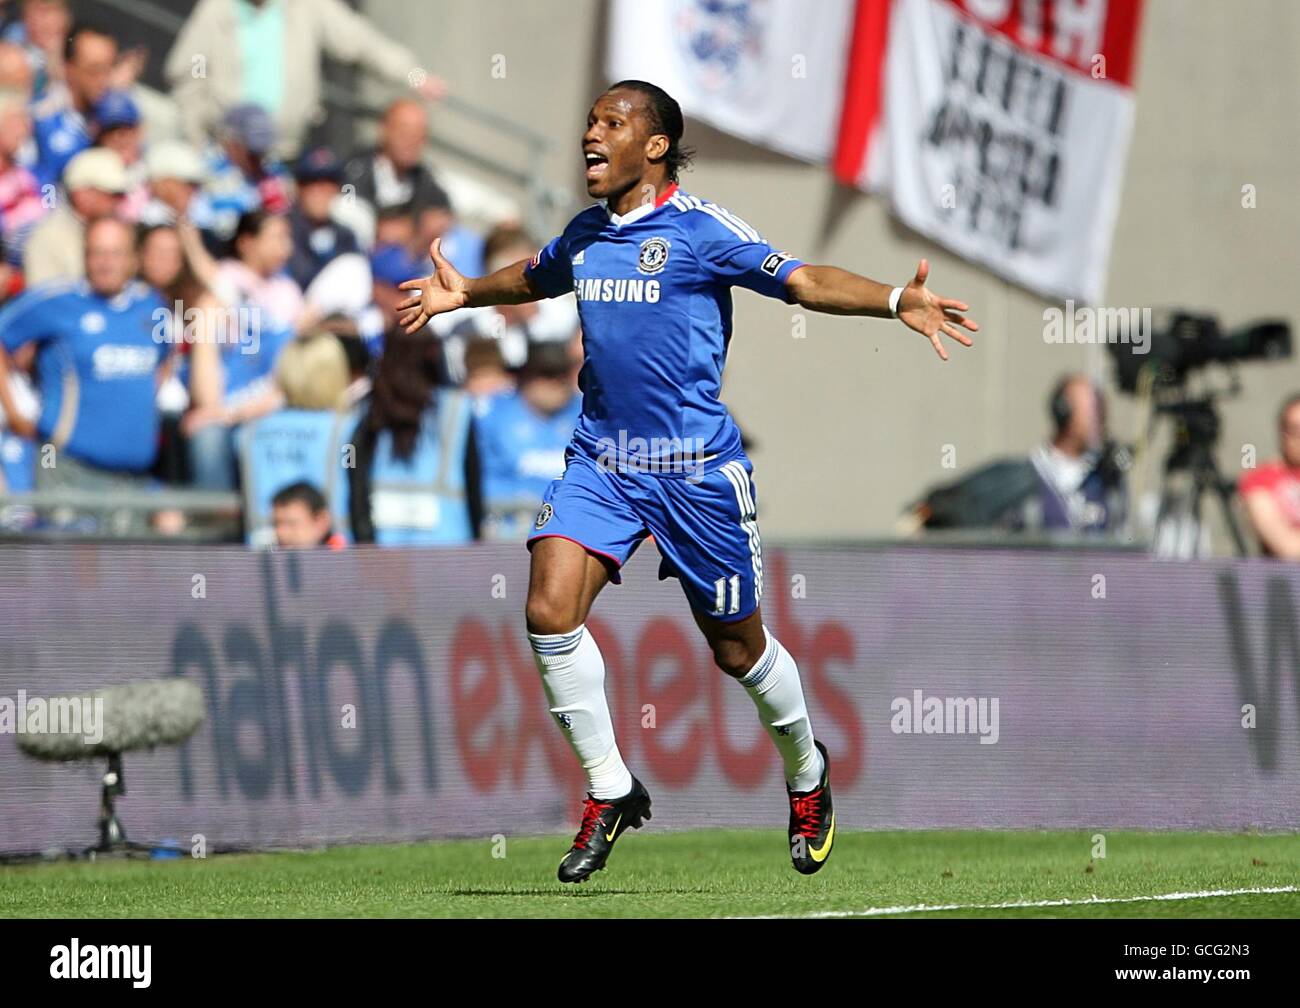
731, 885, 1300, 919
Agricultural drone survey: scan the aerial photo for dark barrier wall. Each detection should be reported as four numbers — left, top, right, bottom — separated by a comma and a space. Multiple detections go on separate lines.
1, 544, 1298, 853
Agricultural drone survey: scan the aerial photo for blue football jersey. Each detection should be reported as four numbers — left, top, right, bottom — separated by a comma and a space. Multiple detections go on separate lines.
0, 280, 168, 472
30, 98, 91, 189
524, 185, 803, 472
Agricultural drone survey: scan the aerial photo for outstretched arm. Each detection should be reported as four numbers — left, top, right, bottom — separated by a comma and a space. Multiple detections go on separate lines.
786, 258, 979, 361
396, 238, 544, 334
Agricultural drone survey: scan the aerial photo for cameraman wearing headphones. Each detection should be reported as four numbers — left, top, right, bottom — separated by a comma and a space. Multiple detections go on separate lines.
1025, 374, 1127, 534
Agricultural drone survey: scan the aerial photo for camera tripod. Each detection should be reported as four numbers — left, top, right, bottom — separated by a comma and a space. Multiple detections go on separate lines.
1150, 397, 1249, 559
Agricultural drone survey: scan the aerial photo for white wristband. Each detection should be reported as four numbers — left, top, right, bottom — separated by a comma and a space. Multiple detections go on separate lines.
888, 286, 905, 318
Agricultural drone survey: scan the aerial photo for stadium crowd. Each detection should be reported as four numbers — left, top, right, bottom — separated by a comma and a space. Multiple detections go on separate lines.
0, 1, 582, 547
0, 3, 1295, 560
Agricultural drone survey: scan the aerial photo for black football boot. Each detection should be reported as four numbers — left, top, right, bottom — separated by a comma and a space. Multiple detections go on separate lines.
788, 739, 835, 875
557, 777, 652, 883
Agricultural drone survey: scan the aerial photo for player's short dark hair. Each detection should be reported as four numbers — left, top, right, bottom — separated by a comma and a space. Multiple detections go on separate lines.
606, 79, 695, 182
65, 22, 115, 64
272, 481, 328, 514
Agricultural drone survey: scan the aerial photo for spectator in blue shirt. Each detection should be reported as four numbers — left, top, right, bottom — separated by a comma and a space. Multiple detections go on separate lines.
369, 239, 421, 338
30, 22, 116, 189
475, 338, 582, 539
189, 104, 293, 247
0, 216, 169, 501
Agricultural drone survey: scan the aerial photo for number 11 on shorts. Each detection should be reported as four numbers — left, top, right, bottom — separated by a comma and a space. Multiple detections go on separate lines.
714, 574, 741, 615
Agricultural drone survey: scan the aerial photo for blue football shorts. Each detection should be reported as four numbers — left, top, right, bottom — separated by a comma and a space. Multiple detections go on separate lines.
526, 446, 764, 622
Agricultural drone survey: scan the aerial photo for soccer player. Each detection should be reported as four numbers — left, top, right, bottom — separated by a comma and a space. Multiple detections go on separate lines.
398, 80, 979, 882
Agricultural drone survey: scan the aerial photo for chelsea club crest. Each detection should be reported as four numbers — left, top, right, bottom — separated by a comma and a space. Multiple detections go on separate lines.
637, 237, 670, 275
534, 503, 554, 529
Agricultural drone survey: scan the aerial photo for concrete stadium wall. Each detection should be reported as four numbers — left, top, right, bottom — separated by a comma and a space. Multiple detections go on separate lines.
361, 0, 1300, 545
2, 543, 1298, 854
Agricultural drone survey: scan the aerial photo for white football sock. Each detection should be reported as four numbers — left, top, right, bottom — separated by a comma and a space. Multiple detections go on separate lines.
528, 625, 633, 801
737, 627, 824, 792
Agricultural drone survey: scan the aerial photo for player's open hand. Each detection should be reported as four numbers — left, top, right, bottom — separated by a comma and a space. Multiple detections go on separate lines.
897, 259, 979, 361
396, 238, 471, 334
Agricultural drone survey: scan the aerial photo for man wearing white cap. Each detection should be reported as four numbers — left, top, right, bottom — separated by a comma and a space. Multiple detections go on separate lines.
23, 146, 125, 285
138, 139, 206, 227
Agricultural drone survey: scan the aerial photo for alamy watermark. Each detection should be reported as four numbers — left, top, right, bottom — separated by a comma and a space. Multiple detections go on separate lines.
890, 689, 999, 744
1044, 300, 1151, 355
594, 431, 710, 484
50, 940, 151, 987
151, 302, 262, 355
0, 690, 104, 745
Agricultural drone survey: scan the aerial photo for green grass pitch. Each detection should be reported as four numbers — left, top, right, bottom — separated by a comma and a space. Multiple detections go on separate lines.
3, 830, 1298, 918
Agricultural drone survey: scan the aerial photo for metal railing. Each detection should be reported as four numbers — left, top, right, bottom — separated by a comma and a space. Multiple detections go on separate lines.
92, 0, 186, 34
0, 489, 243, 543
